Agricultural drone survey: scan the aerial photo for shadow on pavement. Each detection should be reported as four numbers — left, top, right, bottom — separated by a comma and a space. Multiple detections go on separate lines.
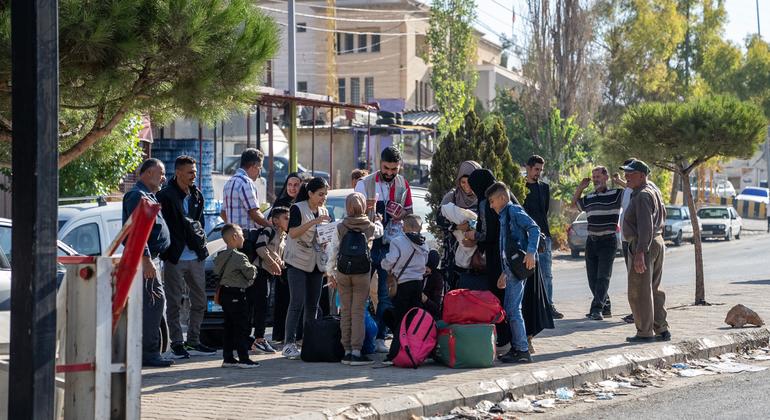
730, 279, 770, 286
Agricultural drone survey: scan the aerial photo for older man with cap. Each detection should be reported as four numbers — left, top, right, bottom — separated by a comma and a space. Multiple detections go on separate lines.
620, 159, 670, 343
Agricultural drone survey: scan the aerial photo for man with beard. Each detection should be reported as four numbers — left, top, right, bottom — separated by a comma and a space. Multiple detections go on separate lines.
355, 146, 413, 354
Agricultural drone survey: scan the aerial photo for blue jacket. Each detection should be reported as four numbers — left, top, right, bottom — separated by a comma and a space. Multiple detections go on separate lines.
122, 180, 171, 258
499, 202, 540, 279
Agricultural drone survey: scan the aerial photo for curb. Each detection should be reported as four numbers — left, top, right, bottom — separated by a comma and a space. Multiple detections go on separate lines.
286, 328, 770, 420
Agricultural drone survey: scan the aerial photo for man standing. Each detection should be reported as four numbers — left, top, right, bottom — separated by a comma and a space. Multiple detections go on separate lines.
157, 155, 215, 358
122, 159, 173, 367
221, 148, 271, 229
355, 146, 413, 353
620, 159, 670, 343
522, 155, 563, 319
572, 166, 624, 321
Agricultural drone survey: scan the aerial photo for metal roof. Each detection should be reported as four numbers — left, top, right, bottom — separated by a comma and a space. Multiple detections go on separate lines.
402, 110, 440, 128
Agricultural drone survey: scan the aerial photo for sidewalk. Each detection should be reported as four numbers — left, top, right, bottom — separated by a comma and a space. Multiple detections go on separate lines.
141, 278, 770, 420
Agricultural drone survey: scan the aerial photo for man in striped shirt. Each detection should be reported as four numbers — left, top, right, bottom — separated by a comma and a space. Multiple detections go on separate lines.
572, 166, 624, 321
221, 148, 272, 229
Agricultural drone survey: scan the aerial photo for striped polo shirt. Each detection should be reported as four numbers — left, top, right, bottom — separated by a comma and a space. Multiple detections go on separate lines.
577, 188, 624, 237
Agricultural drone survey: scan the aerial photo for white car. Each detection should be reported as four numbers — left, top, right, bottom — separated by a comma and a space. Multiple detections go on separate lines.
735, 187, 770, 204
664, 206, 700, 246
697, 206, 742, 241
58, 201, 124, 256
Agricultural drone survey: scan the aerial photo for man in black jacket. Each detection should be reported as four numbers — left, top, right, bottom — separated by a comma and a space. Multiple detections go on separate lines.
157, 155, 215, 358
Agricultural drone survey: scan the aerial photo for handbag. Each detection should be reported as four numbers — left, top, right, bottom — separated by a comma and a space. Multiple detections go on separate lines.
470, 248, 486, 272
386, 248, 417, 298
505, 244, 535, 280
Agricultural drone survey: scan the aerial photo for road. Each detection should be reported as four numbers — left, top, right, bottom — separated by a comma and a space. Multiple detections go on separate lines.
543, 360, 770, 419
550, 232, 769, 310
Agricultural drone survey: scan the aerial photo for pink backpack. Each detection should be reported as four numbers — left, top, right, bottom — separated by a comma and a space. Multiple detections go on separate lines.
393, 307, 438, 369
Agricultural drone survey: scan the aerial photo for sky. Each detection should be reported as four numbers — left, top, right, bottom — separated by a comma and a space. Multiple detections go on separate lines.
473, 0, 767, 57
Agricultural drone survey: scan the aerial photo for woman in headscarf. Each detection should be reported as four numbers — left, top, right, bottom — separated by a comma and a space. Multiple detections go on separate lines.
272, 172, 306, 210
437, 161, 482, 289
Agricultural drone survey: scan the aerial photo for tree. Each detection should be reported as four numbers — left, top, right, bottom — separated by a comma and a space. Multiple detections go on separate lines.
607, 95, 766, 304
427, 111, 525, 231
427, 0, 478, 135
0, 0, 279, 168
491, 88, 534, 165
59, 114, 144, 197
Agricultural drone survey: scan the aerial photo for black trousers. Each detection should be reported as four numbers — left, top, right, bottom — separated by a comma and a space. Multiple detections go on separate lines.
221, 287, 251, 361
585, 235, 617, 314
385, 280, 424, 361
247, 269, 270, 339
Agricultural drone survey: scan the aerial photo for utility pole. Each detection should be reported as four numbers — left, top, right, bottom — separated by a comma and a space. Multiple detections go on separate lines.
288, 0, 298, 172
757, 0, 762, 36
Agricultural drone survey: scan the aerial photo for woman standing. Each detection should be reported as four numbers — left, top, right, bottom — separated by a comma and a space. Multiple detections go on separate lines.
271, 172, 306, 343
281, 177, 330, 359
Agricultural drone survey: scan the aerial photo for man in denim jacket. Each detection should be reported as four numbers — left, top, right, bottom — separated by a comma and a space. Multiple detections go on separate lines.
486, 182, 540, 363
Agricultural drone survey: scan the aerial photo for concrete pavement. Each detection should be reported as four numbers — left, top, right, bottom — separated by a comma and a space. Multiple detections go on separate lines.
141, 234, 770, 420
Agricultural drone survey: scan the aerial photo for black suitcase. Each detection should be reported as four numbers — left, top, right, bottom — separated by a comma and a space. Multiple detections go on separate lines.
300, 316, 345, 362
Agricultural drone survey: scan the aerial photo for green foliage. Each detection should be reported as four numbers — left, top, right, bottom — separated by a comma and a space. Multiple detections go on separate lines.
59, 114, 144, 197
533, 108, 589, 184
0, 0, 279, 167
427, 111, 525, 231
427, 0, 478, 135
491, 89, 534, 165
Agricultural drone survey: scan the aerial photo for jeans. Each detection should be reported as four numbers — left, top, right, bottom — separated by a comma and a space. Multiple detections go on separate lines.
163, 259, 206, 346
386, 280, 423, 361
503, 272, 528, 352
284, 266, 324, 344
585, 235, 616, 314
247, 268, 270, 339
537, 237, 554, 306
142, 259, 166, 362
371, 244, 393, 340
221, 287, 251, 361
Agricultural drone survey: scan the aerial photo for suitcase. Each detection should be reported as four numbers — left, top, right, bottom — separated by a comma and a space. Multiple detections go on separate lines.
434, 321, 496, 368
300, 316, 345, 362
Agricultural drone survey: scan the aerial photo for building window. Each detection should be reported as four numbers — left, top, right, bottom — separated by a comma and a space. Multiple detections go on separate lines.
297, 22, 307, 33
336, 32, 341, 55
344, 33, 355, 54
371, 34, 381, 52
298, 81, 308, 93
358, 34, 367, 53
422, 82, 428, 108
364, 77, 374, 103
415, 81, 420, 108
338, 78, 346, 103
350, 77, 361, 105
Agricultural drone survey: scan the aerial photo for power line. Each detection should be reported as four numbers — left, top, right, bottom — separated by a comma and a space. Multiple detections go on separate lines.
259, 5, 429, 23
276, 21, 425, 36
263, 0, 428, 14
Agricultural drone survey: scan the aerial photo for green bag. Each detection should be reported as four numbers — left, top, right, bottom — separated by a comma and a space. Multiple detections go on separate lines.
434, 321, 497, 369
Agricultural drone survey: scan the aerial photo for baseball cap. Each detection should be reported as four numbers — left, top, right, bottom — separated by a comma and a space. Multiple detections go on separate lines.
619, 159, 650, 175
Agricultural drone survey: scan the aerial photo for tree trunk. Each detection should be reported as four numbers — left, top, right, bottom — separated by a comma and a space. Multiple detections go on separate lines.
682, 168, 707, 305
670, 171, 680, 204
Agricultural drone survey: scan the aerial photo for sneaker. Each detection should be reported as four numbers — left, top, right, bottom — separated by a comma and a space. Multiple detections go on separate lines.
282, 343, 301, 360
185, 342, 217, 356
252, 340, 277, 354
143, 357, 174, 368
221, 359, 239, 368
349, 354, 374, 366
375, 339, 389, 354
341, 354, 353, 365
550, 306, 564, 320
381, 359, 394, 366
236, 359, 260, 369
602, 307, 613, 318
587, 312, 604, 321
500, 349, 532, 364
170, 343, 190, 359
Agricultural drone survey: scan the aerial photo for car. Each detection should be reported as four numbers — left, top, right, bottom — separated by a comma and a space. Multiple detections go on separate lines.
735, 187, 770, 204
690, 179, 736, 200
697, 206, 742, 241
664, 205, 700, 246
567, 212, 622, 258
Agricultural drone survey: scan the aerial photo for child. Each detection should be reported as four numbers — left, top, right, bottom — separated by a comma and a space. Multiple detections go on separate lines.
248, 207, 290, 354
440, 202, 478, 269
350, 168, 369, 189
326, 193, 383, 365
380, 214, 430, 364
214, 224, 260, 368
486, 182, 540, 364
421, 250, 444, 319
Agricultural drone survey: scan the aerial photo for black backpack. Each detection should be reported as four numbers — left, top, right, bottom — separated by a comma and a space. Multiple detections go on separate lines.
337, 228, 371, 275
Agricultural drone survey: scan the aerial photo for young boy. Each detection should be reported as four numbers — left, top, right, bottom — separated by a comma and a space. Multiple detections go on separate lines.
214, 224, 260, 368
486, 182, 540, 364
248, 207, 290, 353
380, 214, 430, 364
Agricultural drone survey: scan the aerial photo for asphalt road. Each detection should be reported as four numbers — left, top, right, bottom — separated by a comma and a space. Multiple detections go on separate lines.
543, 360, 770, 419
550, 232, 770, 308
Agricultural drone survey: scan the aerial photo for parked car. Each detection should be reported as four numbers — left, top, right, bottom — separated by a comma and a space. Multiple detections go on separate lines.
567, 212, 622, 258
697, 206, 742, 241
690, 179, 736, 200
664, 205, 700, 246
735, 186, 770, 204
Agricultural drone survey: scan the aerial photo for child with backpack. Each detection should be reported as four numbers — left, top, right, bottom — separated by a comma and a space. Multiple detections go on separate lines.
248, 206, 290, 354
380, 214, 430, 365
326, 192, 383, 365
421, 250, 445, 319
214, 224, 260, 368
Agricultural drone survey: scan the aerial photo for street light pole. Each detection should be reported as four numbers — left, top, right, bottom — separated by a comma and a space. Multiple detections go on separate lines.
288, 0, 298, 172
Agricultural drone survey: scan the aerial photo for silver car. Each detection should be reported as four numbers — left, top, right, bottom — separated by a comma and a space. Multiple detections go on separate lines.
664, 205, 699, 246
567, 212, 622, 258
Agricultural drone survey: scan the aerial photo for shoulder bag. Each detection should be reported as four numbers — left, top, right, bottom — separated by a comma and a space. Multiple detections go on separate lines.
386, 248, 417, 298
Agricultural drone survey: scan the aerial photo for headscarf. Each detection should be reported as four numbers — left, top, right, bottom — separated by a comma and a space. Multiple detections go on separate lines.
345, 192, 367, 217
468, 169, 496, 201
426, 249, 440, 271
441, 160, 482, 209
272, 172, 305, 209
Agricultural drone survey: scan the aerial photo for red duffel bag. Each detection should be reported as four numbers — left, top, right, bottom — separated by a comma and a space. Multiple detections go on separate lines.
442, 289, 506, 324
